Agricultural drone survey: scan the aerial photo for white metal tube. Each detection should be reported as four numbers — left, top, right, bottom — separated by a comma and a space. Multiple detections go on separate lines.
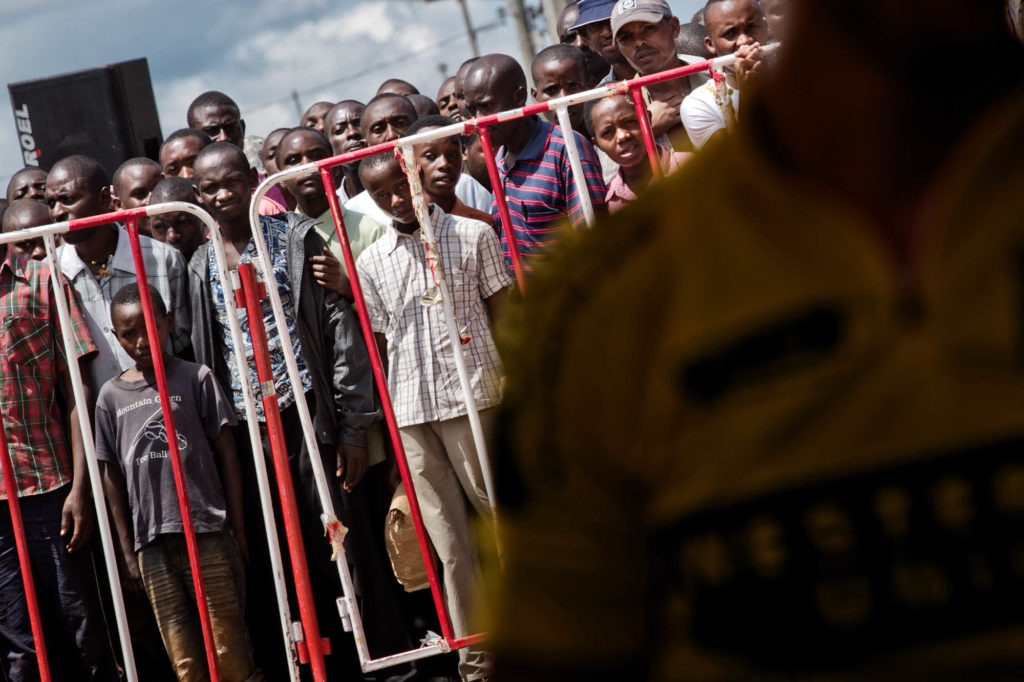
40, 232, 139, 682
398, 144, 498, 514
244, 195, 373, 665
554, 106, 596, 228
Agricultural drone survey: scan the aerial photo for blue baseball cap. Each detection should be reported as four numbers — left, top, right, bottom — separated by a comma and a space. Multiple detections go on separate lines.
569, 0, 618, 31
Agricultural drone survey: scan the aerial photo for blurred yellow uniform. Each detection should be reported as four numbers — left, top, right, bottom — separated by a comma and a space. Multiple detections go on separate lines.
492, 89, 1024, 681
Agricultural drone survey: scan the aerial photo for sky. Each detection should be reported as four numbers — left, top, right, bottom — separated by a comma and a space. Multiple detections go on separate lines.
0, 0, 704, 191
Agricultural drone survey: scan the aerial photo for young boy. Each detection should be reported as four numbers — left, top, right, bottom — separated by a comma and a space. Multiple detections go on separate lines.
147, 177, 209, 261
530, 44, 590, 135
407, 116, 494, 226
1, 197, 50, 260
583, 93, 691, 212
96, 284, 259, 682
356, 153, 514, 682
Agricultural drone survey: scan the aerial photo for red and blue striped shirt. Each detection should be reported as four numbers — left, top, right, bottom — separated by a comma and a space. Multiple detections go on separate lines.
492, 117, 607, 271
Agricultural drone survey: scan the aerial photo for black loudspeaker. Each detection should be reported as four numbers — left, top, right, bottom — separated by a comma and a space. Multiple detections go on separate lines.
8, 58, 163, 175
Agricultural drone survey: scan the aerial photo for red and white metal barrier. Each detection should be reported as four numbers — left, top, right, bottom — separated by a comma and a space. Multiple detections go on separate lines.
246, 45, 778, 673
0, 201, 318, 681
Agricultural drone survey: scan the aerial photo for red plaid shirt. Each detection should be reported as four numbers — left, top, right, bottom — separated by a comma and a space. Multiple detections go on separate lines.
0, 249, 96, 499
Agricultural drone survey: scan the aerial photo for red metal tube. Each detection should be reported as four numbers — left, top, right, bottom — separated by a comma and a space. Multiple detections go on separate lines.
476, 125, 527, 293
318, 168, 457, 643
236, 263, 328, 682
629, 84, 664, 181
0, 411, 52, 682
124, 217, 221, 682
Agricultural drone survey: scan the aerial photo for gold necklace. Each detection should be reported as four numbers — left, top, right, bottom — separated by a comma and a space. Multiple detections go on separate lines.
89, 254, 114, 278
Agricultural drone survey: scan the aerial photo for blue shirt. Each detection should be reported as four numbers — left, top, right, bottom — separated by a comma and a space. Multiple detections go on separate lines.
492, 117, 607, 270
210, 215, 313, 421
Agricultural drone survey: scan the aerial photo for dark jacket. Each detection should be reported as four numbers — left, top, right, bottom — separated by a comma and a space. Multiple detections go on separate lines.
188, 211, 378, 447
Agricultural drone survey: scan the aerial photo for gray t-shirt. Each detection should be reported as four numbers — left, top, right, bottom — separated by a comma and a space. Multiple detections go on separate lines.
95, 357, 237, 550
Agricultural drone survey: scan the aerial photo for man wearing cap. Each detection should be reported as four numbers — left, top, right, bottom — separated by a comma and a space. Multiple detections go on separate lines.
572, 0, 635, 84
610, 0, 711, 146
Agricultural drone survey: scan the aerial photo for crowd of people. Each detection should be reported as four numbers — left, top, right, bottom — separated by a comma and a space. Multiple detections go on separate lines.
2, 0, 1023, 680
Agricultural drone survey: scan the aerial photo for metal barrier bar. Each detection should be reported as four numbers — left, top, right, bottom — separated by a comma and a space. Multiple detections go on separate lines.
123, 215, 222, 681
1, 201, 303, 681
0, 407, 52, 682
235, 263, 328, 681
554, 105, 597, 227
317, 166, 459, 662
476, 124, 528, 292
244, 46, 777, 672
629, 85, 664, 181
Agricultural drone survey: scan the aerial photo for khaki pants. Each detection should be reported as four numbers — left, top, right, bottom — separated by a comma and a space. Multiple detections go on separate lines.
399, 408, 495, 681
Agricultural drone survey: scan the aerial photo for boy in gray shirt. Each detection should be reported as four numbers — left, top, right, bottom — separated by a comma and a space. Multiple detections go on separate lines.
96, 283, 262, 682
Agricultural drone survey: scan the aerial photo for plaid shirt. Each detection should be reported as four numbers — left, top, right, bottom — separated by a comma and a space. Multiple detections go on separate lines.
356, 206, 514, 427
0, 249, 96, 499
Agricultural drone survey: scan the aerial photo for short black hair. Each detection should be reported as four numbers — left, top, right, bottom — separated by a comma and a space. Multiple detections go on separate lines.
149, 177, 198, 206
162, 128, 213, 150
408, 94, 441, 118
377, 78, 420, 95
582, 92, 635, 138
194, 142, 250, 177
279, 126, 332, 153
50, 155, 110, 194
111, 283, 167, 318
112, 157, 162, 195
1, 197, 50, 232
186, 91, 240, 127
407, 115, 457, 136
531, 44, 587, 81
676, 22, 710, 57
357, 153, 399, 186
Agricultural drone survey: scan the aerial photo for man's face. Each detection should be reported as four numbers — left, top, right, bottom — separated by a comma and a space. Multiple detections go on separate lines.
362, 98, 415, 146
436, 79, 459, 119
45, 167, 112, 244
532, 58, 588, 130
414, 133, 463, 201
149, 210, 206, 258
6, 168, 48, 203
194, 152, 253, 226
462, 135, 490, 191
326, 103, 367, 156
160, 136, 206, 179
277, 132, 331, 201
301, 102, 333, 133
261, 129, 288, 175
579, 20, 626, 64
190, 104, 245, 147
363, 161, 415, 225
454, 63, 476, 116
2, 205, 49, 261
705, 0, 768, 56
615, 17, 681, 75
112, 302, 170, 372
588, 96, 645, 167
464, 71, 525, 148
115, 164, 163, 210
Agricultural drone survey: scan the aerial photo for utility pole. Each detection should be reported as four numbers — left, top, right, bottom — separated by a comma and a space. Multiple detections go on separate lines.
291, 90, 303, 120
506, 0, 537, 67
540, 0, 571, 44
456, 0, 480, 56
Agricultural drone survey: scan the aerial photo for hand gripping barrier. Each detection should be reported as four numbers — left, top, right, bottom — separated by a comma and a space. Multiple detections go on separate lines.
0, 202, 317, 682
248, 47, 777, 673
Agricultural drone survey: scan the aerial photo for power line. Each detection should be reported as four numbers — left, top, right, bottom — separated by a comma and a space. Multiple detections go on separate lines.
245, 19, 503, 115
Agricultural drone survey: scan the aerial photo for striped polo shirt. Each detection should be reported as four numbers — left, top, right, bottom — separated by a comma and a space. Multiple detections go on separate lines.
492, 116, 607, 271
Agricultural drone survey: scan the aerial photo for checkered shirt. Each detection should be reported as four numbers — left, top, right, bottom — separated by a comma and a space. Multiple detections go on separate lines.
0, 250, 97, 498
356, 206, 514, 427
